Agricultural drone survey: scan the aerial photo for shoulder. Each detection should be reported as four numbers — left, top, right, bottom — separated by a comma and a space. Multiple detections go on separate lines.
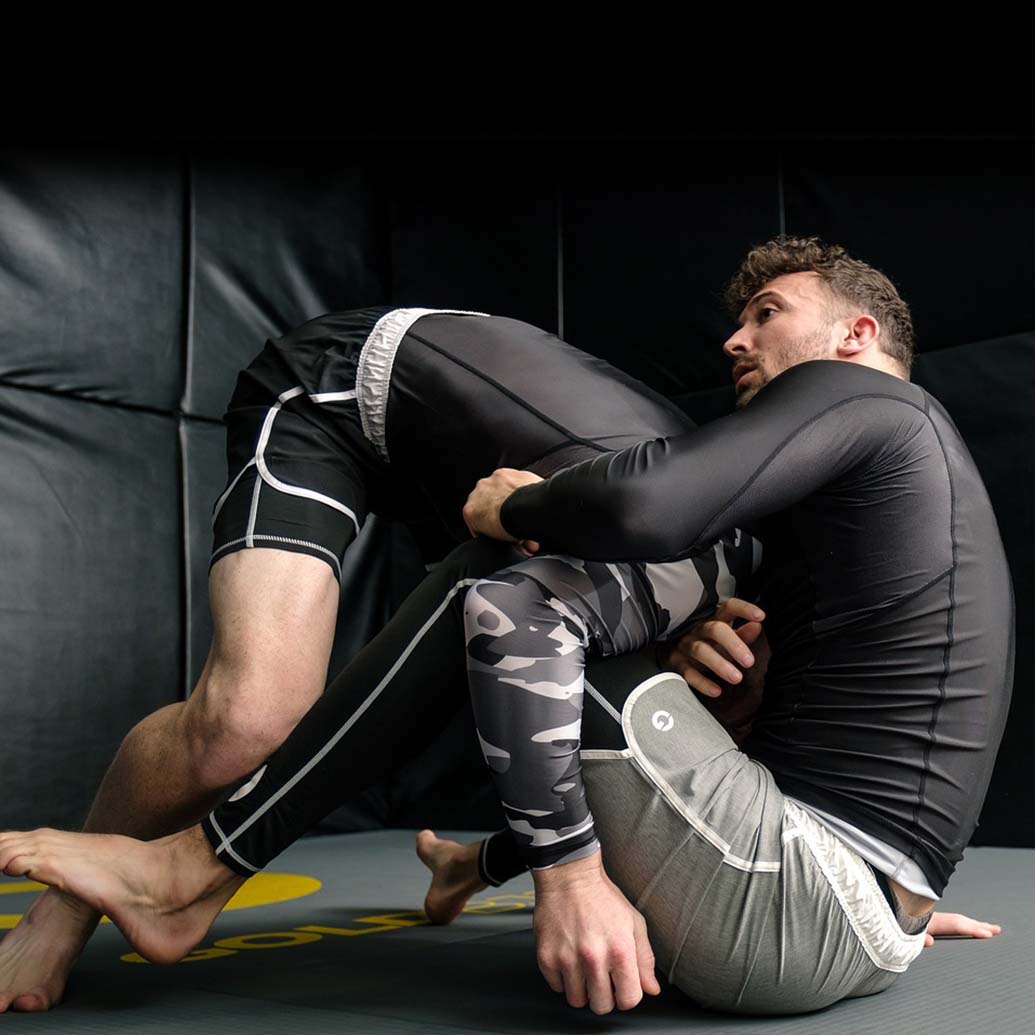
761, 360, 926, 413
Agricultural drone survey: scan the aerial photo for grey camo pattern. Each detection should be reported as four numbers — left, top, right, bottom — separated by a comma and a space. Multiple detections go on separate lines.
464, 530, 760, 871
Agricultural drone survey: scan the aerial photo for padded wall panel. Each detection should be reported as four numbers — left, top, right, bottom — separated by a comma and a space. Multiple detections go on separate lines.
783, 141, 1035, 352
182, 415, 226, 694
187, 149, 391, 420
562, 155, 779, 395
389, 153, 558, 329
0, 147, 184, 408
0, 386, 181, 829
912, 333, 1035, 846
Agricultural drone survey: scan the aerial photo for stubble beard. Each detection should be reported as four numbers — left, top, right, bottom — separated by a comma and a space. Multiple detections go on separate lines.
734, 328, 832, 410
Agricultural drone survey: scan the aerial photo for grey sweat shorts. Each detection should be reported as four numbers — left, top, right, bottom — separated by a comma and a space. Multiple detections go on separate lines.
581, 670, 928, 1016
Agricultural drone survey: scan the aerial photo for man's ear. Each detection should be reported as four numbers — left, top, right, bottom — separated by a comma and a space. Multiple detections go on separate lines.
836, 314, 880, 358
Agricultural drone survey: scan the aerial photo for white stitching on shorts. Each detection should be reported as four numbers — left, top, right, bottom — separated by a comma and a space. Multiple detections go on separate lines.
210, 534, 343, 582
785, 799, 926, 972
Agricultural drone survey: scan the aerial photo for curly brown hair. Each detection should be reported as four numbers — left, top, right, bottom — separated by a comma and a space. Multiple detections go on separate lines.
722, 236, 915, 376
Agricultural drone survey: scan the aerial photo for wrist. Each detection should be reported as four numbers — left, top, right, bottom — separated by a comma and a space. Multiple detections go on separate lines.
531, 848, 604, 891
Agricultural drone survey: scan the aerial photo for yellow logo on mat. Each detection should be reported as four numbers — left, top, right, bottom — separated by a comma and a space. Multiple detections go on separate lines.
0, 873, 321, 930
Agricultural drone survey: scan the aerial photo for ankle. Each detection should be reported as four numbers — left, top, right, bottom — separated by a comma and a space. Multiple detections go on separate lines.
27, 888, 100, 935
456, 842, 487, 890
166, 826, 241, 896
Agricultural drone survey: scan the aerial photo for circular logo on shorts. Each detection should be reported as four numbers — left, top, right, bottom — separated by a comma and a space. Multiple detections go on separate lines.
652, 710, 674, 732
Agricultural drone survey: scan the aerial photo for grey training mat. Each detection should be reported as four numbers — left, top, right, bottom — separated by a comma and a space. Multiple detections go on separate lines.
2, 832, 1032, 1033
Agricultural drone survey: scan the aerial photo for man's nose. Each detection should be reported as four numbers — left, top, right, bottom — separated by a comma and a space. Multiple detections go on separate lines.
722, 330, 751, 358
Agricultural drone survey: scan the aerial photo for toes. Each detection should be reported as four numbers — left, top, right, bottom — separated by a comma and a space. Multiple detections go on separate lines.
1, 850, 33, 878
12, 990, 52, 1012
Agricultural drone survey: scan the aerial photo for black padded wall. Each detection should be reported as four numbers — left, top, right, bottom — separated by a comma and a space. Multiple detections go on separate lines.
1, 135, 1031, 851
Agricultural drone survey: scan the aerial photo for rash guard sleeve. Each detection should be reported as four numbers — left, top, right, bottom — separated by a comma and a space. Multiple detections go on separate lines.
500, 361, 923, 562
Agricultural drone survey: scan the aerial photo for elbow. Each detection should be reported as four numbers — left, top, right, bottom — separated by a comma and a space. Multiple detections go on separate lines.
594, 490, 691, 561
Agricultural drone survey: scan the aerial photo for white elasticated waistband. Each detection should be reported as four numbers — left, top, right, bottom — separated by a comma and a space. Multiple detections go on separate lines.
355, 307, 491, 462
784, 798, 927, 972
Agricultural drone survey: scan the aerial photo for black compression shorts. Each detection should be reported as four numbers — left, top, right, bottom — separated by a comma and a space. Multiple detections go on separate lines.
209, 326, 387, 584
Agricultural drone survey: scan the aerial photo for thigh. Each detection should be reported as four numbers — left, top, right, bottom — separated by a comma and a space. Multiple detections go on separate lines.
189, 548, 342, 747
579, 670, 784, 998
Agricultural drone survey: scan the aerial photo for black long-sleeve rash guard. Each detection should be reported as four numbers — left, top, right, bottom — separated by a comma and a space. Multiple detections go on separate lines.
501, 359, 1015, 896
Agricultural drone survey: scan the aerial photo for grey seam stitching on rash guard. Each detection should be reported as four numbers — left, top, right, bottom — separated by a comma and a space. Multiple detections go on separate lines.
405, 330, 612, 454
812, 565, 953, 634
695, 393, 932, 550
910, 413, 958, 854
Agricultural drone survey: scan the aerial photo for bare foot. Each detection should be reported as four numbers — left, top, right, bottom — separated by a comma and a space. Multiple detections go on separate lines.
0, 887, 99, 1012
415, 830, 488, 925
0, 826, 244, 967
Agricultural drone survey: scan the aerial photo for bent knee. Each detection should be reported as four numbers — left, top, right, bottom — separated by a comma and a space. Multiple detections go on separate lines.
436, 538, 524, 583
183, 678, 313, 788
464, 569, 586, 643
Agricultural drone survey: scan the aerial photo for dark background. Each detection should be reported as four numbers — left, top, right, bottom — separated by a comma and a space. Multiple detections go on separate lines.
1, 133, 1030, 851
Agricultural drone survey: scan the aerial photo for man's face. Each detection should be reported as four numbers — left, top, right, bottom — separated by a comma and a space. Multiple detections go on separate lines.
722, 271, 842, 409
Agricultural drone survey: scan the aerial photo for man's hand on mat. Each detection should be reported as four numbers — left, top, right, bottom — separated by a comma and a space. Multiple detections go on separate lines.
923, 911, 1003, 948
531, 852, 660, 1014
659, 597, 765, 697
463, 468, 542, 549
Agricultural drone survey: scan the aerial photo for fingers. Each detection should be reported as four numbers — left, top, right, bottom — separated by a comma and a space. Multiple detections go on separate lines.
734, 620, 764, 647
673, 660, 723, 698
634, 913, 661, 996
714, 597, 765, 624
583, 948, 617, 1014
688, 639, 747, 684
540, 936, 655, 1014
702, 620, 757, 669
571, 944, 646, 1014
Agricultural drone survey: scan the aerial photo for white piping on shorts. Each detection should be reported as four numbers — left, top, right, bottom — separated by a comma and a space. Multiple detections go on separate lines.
211, 387, 363, 537
785, 799, 927, 972
252, 386, 361, 534
619, 673, 781, 874
212, 458, 257, 528
308, 389, 357, 404
209, 577, 482, 865
355, 308, 491, 463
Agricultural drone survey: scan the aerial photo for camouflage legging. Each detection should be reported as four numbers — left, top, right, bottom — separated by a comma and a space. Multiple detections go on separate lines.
465, 530, 759, 873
